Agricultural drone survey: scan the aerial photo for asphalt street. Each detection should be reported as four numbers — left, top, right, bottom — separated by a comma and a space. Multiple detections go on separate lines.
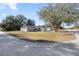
0, 32, 79, 56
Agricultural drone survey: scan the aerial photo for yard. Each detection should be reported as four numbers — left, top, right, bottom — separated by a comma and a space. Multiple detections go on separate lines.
7, 31, 75, 42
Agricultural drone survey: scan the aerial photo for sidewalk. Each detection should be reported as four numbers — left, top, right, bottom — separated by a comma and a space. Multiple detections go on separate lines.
0, 31, 7, 34
63, 32, 79, 48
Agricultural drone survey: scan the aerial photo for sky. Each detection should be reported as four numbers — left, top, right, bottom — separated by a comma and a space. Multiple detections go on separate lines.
0, 3, 46, 26
0, 3, 75, 28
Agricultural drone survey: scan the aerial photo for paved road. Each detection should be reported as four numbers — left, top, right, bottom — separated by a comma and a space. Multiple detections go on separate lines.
0, 32, 79, 56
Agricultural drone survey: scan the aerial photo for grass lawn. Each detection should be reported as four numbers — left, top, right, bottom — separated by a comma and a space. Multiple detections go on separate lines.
6, 31, 75, 42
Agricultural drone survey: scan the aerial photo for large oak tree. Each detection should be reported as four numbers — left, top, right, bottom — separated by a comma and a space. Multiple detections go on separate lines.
37, 3, 79, 31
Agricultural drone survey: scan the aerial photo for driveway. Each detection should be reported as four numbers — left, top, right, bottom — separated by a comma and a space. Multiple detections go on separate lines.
0, 31, 79, 56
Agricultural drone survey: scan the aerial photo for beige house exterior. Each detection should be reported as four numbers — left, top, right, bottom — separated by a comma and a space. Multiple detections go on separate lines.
20, 25, 52, 32
20, 25, 36, 32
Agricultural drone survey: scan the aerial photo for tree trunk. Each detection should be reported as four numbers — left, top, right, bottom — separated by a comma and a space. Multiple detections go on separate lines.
52, 26, 59, 32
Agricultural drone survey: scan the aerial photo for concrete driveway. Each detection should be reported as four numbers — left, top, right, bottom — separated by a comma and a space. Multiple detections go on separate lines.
0, 31, 79, 56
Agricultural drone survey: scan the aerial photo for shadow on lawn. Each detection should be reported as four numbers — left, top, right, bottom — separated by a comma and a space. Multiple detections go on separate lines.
8, 34, 57, 43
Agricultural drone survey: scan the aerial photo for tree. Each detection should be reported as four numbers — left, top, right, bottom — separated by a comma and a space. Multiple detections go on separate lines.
1, 15, 27, 31
26, 19, 35, 26
37, 4, 79, 32
1, 15, 15, 31
15, 15, 27, 29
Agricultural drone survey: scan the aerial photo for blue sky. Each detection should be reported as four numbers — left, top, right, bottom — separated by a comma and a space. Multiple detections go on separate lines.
0, 3, 75, 28
0, 3, 46, 26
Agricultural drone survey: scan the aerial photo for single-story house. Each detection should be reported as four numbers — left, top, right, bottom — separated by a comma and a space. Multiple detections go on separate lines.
20, 25, 52, 32
37, 25, 52, 31
20, 25, 36, 32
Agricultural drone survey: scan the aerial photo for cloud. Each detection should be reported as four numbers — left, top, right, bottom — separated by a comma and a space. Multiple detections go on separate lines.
2, 13, 7, 17
0, 3, 7, 10
0, 13, 7, 18
7, 3, 17, 10
0, 3, 17, 10
0, 13, 7, 21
